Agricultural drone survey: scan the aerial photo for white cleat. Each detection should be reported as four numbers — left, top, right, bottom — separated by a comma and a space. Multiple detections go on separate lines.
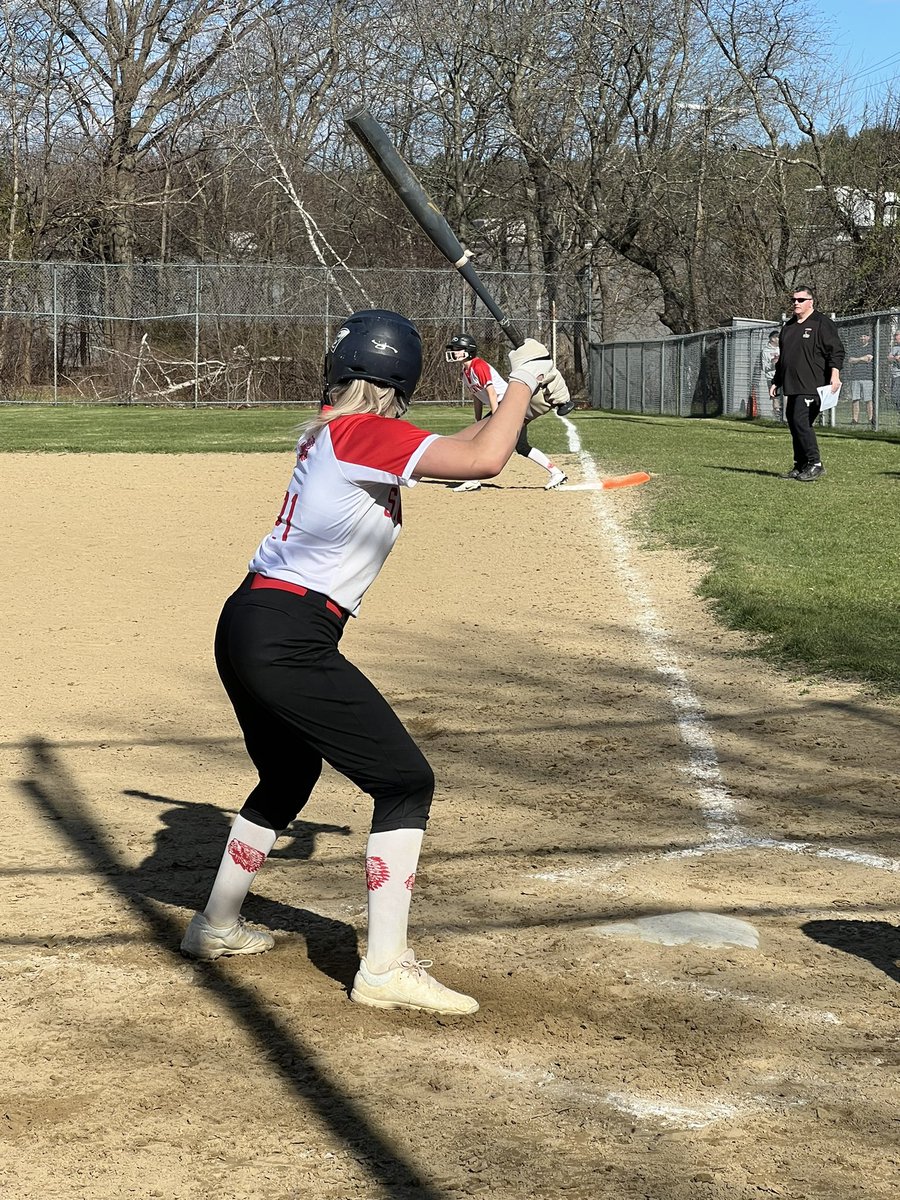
180, 912, 275, 961
452, 480, 482, 492
544, 467, 568, 490
350, 950, 479, 1015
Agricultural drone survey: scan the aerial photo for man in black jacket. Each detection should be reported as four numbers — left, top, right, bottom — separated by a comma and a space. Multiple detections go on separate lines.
771, 287, 845, 482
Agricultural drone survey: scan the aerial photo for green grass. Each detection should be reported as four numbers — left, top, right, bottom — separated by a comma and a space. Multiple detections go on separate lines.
572, 412, 900, 693
0, 404, 316, 452
0, 403, 486, 453
2, 404, 898, 691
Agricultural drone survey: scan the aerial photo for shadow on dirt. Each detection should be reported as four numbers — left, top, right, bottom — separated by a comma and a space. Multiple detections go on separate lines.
123, 788, 360, 988
801, 919, 900, 984
19, 738, 440, 1200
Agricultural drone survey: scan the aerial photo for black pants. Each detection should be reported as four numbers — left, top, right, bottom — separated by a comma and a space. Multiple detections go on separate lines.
214, 576, 434, 834
786, 394, 822, 467
515, 425, 532, 457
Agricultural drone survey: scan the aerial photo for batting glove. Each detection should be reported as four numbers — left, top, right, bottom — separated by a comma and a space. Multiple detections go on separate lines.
542, 372, 571, 410
508, 339, 555, 393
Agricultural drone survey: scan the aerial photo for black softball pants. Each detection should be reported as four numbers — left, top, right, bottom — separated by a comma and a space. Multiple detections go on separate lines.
786, 394, 822, 467
214, 576, 434, 834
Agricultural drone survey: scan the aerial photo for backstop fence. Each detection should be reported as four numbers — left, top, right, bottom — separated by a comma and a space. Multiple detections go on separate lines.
0, 260, 590, 407
590, 310, 900, 431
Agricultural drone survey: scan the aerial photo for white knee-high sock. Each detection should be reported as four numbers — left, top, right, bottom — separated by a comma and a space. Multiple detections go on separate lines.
364, 828, 425, 971
527, 446, 553, 472
203, 814, 278, 928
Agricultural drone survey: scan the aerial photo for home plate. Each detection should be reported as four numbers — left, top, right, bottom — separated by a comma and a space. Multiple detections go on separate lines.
589, 911, 760, 949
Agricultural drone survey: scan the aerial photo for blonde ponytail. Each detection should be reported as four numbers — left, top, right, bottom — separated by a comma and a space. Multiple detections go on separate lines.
299, 379, 405, 439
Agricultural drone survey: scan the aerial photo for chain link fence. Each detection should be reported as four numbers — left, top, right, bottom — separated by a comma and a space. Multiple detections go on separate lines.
590, 311, 900, 431
0, 260, 590, 407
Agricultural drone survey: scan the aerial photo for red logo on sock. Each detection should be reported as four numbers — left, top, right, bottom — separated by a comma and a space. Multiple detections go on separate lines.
404, 873, 416, 891
228, 839, 266, 873
365, 856, 390, 890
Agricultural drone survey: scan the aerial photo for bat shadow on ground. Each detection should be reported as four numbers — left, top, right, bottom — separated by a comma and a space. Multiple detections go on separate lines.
20, 741, 442, 1198
125, 789, 360, 988
801, 919, 900, 984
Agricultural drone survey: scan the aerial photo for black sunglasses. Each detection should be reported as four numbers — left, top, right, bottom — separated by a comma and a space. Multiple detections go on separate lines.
791, 296, 811, 303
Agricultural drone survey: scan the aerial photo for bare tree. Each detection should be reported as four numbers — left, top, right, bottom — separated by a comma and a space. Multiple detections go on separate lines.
39, 0, 274, 264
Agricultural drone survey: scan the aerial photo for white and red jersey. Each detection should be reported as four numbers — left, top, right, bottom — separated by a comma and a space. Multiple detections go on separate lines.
463, 357, 507, 408
249, 414, 438, 616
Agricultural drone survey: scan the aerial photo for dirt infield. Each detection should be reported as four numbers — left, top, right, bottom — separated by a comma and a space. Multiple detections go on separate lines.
2, 450, 899, 1200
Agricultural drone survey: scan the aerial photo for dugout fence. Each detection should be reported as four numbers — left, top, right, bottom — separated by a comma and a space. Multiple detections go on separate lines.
591, 310, 900, 431
0, 260, 590, 407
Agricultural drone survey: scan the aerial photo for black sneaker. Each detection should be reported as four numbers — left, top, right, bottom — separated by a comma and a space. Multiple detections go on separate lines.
555, 399, 576, 417
779, 466, 802, 479
797, 463, 825, 482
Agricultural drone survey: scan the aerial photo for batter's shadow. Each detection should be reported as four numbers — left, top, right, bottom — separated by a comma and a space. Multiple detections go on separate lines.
802, 919, 900, 984
126, 789, 360, 989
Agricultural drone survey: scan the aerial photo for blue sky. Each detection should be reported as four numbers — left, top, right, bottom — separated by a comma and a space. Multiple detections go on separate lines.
817, 0, 900, 124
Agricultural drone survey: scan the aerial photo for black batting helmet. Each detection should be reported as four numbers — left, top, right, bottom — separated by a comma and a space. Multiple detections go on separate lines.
445, 332, 477, 363
325, 309, 422, 401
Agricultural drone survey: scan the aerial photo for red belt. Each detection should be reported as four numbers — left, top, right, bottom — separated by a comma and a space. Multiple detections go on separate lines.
250, 574, 346, 619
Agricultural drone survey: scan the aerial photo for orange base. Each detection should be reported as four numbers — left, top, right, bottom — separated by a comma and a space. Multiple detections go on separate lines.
601, 471, 652, 490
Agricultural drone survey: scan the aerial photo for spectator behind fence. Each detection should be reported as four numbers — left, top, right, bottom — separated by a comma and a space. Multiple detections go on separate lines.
846, 327, 875, 428
888, 330, 900, 413
771, 287, 844, 483
759, 329, 781, 420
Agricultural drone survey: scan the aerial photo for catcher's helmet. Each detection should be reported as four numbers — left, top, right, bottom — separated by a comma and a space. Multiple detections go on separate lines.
445, 332, 477, 363
325, 309, 422, 402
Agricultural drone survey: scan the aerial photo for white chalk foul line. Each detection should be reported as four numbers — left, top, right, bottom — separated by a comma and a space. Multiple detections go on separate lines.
558, 415, 740, 842
556, 413, 900, 875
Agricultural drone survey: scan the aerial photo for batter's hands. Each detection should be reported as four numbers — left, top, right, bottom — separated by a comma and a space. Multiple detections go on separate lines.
508, 339, 555, 393
525, 373, 572, 421
508, 339, 571, 419
541, 372, 571, 411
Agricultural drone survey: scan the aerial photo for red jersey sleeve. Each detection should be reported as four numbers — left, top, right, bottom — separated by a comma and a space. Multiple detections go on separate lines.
328, 414, 438, 485
468, 358, 493, 388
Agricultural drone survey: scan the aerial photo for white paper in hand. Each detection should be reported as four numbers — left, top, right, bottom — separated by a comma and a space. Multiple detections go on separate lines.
817, 382, 841, 411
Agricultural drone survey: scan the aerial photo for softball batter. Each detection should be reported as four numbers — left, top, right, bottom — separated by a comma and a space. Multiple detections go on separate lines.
181, 310, 569, 1015
445, 332, 570, 491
